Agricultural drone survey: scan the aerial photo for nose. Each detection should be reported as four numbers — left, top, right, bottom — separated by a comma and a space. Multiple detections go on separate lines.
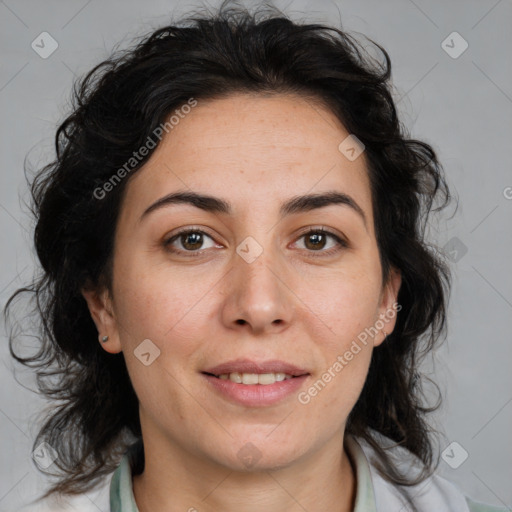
220, 248, 294, 336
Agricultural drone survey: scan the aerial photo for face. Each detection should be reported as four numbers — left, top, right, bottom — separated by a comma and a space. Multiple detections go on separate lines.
84, 93, 401, 472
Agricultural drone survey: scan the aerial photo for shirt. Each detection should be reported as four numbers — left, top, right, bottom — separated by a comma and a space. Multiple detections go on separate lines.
108, 435, 507, 512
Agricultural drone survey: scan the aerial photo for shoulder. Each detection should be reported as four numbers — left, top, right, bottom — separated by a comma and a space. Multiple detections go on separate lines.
465, 496, 509, 512
351, 431, 506, 512
16, 482, 110, 512
17, 442, 140, 512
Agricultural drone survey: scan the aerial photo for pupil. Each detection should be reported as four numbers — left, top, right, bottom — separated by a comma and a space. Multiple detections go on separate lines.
183, 232, 202, 250
307, 233, 325, 250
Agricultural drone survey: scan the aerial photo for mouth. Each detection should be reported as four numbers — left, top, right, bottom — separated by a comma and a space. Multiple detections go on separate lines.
202, 371, 301, 385
201, 359, 310, 406
202, 358, 310, 382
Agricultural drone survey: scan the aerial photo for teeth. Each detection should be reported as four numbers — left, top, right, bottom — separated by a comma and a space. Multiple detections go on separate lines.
242, 373, 259, 385
219, 372, 294, 385
229, 372, 242, 383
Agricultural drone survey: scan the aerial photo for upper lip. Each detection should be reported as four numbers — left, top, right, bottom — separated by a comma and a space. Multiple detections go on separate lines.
203, 359, 310, 377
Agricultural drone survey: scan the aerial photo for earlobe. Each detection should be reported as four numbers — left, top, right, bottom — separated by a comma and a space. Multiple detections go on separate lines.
81, 287, 122, 354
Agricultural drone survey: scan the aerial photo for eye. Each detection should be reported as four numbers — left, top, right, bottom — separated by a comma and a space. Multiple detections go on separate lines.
292, 227, 348, 256
164, 228, 219, 256
163, 226, 348, 258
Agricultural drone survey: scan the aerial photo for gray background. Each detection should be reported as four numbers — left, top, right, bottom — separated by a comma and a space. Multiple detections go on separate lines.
1, 0, 511, 510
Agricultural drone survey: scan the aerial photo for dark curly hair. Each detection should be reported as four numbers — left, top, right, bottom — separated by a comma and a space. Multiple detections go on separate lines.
5, 0, 452, 503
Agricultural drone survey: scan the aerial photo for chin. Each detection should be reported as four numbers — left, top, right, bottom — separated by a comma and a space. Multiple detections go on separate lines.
214, 434, 309, 473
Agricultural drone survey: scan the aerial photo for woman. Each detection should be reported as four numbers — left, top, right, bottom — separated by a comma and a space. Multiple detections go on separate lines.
6, 2, 505, 511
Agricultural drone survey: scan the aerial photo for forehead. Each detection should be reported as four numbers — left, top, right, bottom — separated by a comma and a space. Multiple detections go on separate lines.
123, 93, 373, 223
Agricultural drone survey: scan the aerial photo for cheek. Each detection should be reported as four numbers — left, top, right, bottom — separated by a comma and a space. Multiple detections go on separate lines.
111, 261, 215, 419
112, 252, 217, 347
301, 264, 382, 346
295, 264, 382, 406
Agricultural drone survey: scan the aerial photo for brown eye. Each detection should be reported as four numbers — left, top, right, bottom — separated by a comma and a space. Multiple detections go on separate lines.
294, 228, 348, 256
164, 229, 218, 255
304, 231, 328, 250
180, 231, 204, 250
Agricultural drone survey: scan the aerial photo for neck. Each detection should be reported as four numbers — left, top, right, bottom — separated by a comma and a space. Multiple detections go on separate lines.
132, 430, 356, 512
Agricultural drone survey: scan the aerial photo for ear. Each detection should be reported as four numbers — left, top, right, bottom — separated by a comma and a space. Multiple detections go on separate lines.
81, 285, 122, 354
374, 267, 402, 347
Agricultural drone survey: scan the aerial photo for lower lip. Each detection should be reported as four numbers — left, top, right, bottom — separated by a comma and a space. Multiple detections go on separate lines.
202, 374, 309, 407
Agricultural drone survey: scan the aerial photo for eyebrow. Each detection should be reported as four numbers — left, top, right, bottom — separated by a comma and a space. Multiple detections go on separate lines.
140, 190, 367, 229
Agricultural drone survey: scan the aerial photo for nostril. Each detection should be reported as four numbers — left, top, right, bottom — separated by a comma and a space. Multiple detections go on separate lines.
235, 319, 246, 325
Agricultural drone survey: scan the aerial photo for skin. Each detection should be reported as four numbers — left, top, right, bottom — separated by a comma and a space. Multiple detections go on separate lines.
83, 93, 401, 512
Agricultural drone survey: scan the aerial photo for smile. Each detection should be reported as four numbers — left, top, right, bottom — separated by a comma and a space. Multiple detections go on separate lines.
208, 372, 295, 385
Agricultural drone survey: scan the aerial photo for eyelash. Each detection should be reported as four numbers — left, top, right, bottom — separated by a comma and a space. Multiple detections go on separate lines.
163, 226, 348, 258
